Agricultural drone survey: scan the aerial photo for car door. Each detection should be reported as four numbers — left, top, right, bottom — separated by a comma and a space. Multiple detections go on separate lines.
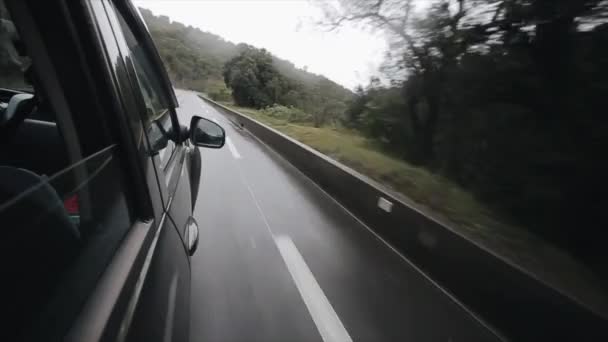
1, 1, 178, 342
87, 1, 192, 342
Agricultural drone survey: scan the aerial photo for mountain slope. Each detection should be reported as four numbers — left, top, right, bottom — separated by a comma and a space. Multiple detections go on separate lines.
139, 8, 352, 102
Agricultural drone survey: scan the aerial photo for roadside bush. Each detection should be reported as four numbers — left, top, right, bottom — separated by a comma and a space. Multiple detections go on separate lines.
261, 104, 312, 123
210, 88, 232, 102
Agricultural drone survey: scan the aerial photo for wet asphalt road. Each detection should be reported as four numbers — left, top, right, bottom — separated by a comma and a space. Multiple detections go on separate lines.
175, 89, 503, 342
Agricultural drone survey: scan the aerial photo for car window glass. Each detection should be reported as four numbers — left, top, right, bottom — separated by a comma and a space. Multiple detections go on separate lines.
112, 6, 175, 170
0, 2, 133, 339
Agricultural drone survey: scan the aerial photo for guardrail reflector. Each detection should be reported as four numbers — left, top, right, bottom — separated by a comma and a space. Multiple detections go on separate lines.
377, 197, 393, 213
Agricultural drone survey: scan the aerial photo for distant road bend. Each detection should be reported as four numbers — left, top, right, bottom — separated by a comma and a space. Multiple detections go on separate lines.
175, 89, 503, 342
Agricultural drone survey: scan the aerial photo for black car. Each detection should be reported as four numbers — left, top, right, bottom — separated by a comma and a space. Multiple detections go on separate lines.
0, 0, 224, 341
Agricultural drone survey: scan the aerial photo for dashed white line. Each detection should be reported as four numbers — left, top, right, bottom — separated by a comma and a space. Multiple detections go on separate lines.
226, 136, 241, 159
274, 235, 353, 342
236, 160, 351, 342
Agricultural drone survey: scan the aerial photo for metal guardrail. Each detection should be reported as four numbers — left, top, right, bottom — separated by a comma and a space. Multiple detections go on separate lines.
200, 96, 608, 341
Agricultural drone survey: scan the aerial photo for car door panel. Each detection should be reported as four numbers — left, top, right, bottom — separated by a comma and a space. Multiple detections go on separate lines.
125, 215, 190, 342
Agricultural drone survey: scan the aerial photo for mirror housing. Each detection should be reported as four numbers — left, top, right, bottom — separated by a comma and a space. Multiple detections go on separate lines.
189, 116, 225, 148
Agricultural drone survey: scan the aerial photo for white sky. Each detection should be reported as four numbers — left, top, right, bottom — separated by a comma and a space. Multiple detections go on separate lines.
134, 0, 388, 90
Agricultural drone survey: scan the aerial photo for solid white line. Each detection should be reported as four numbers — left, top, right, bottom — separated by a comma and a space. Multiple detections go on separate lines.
212, 118, 219, 123
274, 235, 353, 342
226, 136, 241, 159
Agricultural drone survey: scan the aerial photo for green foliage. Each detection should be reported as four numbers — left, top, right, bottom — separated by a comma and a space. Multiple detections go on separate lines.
222, 45, 287, 108
220, 44, 351, 124
260, 104, 312, 123
208, 80, 232, 102
334, 0, 608, 272
140, 8, 234, 92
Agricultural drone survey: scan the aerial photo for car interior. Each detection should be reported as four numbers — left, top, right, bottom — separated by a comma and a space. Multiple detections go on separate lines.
0, 6, 139, 340
1, 1, 144, 337
0, 9, 82, 335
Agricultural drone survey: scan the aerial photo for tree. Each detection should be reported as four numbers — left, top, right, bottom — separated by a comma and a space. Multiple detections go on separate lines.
344, 85, 368, 128
321, 0, 476, 163
305, 78, 348, 127
222, 45, 287, 108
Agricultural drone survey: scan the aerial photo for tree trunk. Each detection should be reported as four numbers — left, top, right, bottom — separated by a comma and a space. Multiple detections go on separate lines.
422, 93, 440, 161
406, 95, 425, 164
406, 91, 439, 165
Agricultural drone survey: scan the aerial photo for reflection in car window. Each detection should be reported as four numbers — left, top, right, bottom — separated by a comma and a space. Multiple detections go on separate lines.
148, 113, 174, 166
1, 145, 133, 341
113, 6, 175, 168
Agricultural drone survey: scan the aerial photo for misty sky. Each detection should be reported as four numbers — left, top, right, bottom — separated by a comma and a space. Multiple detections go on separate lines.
133, 0, 388, 89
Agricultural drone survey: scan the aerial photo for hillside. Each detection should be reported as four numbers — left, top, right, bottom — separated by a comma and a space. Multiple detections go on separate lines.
139, 8, 352, 103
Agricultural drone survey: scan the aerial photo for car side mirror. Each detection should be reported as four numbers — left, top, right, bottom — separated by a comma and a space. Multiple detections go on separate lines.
189, 116, 225, 148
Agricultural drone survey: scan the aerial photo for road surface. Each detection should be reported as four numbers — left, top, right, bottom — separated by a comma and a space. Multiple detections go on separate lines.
175, 89, 502, 342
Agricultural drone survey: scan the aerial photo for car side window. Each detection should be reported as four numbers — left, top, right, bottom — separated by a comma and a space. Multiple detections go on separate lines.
0, 2, 134, 339
111, 4, 176, 169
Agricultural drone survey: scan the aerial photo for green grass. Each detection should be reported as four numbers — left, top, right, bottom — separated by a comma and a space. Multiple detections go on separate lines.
216, 100, 607, 310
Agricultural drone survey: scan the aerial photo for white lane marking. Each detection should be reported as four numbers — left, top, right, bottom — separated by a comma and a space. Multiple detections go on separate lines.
212, 118, 219, 123
226, 136, 241, 159
249, 236, 257, 249
274, 235, 353, 342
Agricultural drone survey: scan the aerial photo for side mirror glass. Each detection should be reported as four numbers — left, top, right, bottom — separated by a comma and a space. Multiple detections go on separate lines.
189, 116, 225, 148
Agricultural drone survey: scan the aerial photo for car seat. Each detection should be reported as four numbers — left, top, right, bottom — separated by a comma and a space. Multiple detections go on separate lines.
0, 166, 80, 339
